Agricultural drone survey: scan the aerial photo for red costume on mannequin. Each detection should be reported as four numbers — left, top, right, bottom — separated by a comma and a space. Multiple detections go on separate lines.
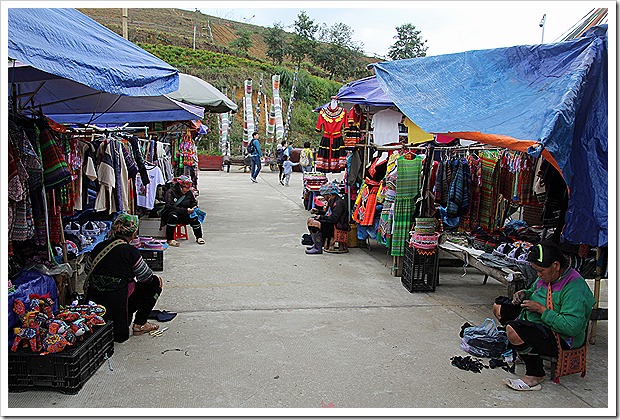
315, 101, 347, 173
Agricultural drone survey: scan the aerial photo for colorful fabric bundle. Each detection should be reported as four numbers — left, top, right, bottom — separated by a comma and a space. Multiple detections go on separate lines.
38, 124, 73, 190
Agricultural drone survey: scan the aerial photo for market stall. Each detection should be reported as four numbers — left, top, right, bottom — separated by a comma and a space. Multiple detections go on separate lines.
370, 24, 608, 339
6, 7, 193, 393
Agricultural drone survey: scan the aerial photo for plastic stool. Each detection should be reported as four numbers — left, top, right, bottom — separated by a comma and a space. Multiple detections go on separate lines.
174, 224, 189, 241
325, 228, 349, 253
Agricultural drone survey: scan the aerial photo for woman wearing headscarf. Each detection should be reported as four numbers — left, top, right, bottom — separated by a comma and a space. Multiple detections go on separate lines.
85, 214, 163, 342
160, 175, 205, 246
492, 241, 595, 391
306, 182, 348, 255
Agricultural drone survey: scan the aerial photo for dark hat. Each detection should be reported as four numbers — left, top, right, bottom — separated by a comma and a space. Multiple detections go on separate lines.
527, 241, 566, 268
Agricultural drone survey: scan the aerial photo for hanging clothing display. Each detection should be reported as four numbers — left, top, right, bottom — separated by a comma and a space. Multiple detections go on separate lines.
391, 155, 422, 257
371, 108, 402, 146
315, 104, 347, 173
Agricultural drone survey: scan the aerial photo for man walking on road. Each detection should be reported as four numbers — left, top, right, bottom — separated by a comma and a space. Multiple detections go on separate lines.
248, 132, 263, 183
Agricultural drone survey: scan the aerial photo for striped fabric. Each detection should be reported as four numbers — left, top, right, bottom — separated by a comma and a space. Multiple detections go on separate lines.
517, 154, 536, 204
462, 155, 482, 230
479, 151, 500, 231
133, 257, 155, 283
39, 126, 73, 190
391, 155, 422, 257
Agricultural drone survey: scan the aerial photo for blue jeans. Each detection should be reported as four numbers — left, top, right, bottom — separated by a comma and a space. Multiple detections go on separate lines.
250, 156, 262, 179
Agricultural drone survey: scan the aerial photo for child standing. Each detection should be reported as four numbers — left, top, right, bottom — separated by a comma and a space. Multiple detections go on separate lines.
282, 155, 299, 186
299, 141, 314, 173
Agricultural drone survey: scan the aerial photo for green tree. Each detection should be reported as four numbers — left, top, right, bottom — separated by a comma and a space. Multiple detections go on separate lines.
263, 22, 288, 65
313, 22, 365, 80
229, 27, 253, 57
289, 11, 318, 66
387, 23, 428, 60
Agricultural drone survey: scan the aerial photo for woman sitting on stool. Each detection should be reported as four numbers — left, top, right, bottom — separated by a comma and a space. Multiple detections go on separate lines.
86, 214, 163, 342
493, 241, 595, 391
306, 182, 348, 254
160, 175, 205, 246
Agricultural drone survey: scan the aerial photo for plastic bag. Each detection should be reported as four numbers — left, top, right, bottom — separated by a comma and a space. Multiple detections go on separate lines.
460, 318, 508, 358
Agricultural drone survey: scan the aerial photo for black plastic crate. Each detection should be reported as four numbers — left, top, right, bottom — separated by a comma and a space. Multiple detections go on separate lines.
139, 249, 164, 271
401, 245, 439, 292
9, 322, 114, 394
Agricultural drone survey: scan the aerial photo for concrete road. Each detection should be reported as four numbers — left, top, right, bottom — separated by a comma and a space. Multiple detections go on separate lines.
5, 168, 611, 416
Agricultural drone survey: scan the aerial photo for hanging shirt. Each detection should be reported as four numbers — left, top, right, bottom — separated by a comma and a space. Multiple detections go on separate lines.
403, 117, 434, 145
371, 109, 403, 146
136, 165, 164, 210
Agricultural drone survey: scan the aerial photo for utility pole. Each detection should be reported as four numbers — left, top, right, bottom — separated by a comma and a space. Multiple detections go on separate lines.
539, 13, 547, 43
122, 8, 128, 39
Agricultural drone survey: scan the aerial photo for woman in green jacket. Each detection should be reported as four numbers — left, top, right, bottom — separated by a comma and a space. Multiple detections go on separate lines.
493, 241, 595, 391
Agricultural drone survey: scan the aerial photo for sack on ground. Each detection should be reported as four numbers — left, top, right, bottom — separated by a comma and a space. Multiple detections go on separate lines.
460, 318, 508, 358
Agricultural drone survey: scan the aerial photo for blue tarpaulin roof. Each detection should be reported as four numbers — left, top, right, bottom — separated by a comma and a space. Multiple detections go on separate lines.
374, 25, 608, 247
9, 62, 204, 124
8, 8, 179, 96
337, 76, 395, 107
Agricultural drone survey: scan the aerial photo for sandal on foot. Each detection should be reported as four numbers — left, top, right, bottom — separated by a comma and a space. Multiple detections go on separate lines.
504, 378, 542, 391
196, 238, 205, 245
168, 240, 180, 247
133, 322, 159, 335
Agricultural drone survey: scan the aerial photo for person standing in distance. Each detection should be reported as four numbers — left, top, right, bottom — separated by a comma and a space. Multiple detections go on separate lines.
248, 132, 263, 183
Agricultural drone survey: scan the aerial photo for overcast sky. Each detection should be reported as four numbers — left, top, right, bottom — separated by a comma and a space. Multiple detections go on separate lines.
193, 1, 609, 58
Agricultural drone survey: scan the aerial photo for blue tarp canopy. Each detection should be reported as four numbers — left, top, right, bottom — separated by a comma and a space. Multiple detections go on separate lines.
374, 25, 608, 247
337, 76, 395, 107
9, 62, 204, 124
8, 8, 179, 96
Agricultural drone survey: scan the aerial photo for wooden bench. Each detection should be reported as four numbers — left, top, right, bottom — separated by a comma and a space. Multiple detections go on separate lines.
438, 242, 526, 295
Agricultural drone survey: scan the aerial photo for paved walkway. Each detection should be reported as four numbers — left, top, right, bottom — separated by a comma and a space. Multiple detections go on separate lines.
5, 168, 610, 415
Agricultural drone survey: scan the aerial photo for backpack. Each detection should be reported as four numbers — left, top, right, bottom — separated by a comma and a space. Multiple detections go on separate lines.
275, 147, 284, 163
247, 140, 256, 155
300, 149, 310, 166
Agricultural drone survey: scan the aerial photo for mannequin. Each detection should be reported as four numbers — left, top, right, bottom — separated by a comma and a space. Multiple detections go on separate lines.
315, 96, 347, 174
